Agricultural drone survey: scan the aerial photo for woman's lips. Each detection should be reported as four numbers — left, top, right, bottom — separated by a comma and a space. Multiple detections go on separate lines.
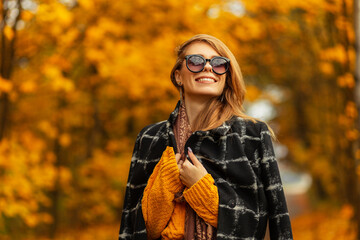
195, 77, 217, 83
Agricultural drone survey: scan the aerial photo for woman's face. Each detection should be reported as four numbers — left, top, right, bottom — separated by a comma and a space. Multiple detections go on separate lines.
175, 42, 227, 102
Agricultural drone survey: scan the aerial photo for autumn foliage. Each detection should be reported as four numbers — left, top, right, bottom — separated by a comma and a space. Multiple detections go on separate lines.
0, 0, 359, 239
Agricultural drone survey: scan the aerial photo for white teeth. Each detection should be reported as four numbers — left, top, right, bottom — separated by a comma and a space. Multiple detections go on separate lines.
196, 78, 216, 83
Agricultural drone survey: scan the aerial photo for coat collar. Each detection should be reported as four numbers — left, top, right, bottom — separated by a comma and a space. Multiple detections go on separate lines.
168, 101, 181, 127
167, 101, 234, 137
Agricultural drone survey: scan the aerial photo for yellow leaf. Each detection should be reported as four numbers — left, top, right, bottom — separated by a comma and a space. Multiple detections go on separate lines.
25, 214, 38, 227
52, 77, 75, 92
59, 133, 71, 147
345, 101, 358, 119
0, 199, 6, 211
338, 115, 351, 127
356, 149, 360, 159
21, 10, 34, 21
20, 80, 37, 93
4, 203, 28, 217
0, 77, 13, 93
0, 139, 10, 168
59, 166, 72, 187
319, 62, 334, 75
45, 151, 56, 163
346, 129, 359, 141
3, 26, 14, 40
38, 121, 58, 139
43, 65, 75, 92
37, 3, 73, 26
337, 73, 355, 88
340, 204, 354, 219
40, 213, 53, 224
78, 0, 94, 10
245, 85, 261, 102
321, 45, 347, 64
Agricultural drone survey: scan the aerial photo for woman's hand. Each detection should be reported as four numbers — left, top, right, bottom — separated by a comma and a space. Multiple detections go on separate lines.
179, 147, 208, 188
176, 153, 182, 169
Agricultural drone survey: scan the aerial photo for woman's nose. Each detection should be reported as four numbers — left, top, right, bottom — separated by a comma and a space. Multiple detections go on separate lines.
203, 61, 213, 72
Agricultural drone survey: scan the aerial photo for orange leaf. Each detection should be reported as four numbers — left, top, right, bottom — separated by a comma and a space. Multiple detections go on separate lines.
3, 26, 14, 40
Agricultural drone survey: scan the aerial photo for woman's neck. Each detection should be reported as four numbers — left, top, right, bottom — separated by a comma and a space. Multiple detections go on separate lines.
183, 96, 209, 129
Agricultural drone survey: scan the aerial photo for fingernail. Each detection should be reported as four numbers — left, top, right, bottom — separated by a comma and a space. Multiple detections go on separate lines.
187, 147, 193, 153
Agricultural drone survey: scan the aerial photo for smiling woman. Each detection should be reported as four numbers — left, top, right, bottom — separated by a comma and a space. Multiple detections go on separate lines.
119, 34, 293, 240
174, 42, 227, 108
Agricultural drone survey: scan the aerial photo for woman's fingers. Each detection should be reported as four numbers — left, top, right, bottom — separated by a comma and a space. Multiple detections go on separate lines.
187, 147, 201, 167
177, 160, 183, 169
175, 153, 181, 163
181, 157, 192, 168
179, 148, 208, 188
176, 153, 184, 169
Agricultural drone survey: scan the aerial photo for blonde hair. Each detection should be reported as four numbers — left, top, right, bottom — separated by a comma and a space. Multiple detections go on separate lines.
170, 34, 274, 137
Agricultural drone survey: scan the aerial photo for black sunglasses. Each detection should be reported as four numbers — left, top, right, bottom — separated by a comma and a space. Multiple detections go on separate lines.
184, 54, 230, 75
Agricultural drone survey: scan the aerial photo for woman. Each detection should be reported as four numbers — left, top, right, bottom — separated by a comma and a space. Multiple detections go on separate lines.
119, 34, 293, 240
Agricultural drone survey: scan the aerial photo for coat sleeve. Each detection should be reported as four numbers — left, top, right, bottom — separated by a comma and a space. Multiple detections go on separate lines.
119, 132, 148, 240
259, 123, 293, 239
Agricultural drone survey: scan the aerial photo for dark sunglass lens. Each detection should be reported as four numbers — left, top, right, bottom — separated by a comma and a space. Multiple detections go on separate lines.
211, 57, 228, 74
187, 55, 204, 72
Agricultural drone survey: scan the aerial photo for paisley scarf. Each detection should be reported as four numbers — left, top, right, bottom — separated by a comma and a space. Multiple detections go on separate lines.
173, 103, 216, 240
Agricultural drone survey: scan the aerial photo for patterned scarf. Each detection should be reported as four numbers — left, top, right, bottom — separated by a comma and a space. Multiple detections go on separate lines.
173, 103, 216, 240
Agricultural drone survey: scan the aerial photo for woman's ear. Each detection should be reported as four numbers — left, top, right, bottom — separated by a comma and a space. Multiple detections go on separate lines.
175, 70, 182, 85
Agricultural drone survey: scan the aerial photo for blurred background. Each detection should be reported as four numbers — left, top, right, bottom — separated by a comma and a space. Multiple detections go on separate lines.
1, 0, 360, 239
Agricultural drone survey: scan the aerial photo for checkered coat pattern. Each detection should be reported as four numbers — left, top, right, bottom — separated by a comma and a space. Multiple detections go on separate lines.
119, 102, 293, 240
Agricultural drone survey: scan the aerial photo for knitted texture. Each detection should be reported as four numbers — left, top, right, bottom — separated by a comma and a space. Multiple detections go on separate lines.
160, 202, 186, 240
141, 146, 183, 239
183, 174, 219, 227
141, 146, 219, 239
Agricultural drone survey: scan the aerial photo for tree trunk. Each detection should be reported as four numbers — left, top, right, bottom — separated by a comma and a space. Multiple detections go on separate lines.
355, 0, 360, 114
0, 0, 10, 141
0, 0, 21, 141
353, 0, 360, 238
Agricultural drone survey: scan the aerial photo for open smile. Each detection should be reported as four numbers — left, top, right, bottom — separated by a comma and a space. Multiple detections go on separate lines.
195, 77, 217, 83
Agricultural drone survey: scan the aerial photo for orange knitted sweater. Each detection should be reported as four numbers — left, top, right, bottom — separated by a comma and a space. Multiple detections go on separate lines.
141, 146, 219, 240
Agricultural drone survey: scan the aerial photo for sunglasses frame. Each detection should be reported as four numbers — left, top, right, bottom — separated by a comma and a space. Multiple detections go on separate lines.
184, 54, 230, 75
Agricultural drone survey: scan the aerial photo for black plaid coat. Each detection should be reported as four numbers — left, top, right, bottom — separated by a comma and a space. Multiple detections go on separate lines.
119, 102, 293, 240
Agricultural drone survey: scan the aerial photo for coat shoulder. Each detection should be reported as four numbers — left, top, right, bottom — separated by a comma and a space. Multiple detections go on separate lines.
134, 120, 171, 160
230, 117, 267, 138
137, 120, 169, 138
